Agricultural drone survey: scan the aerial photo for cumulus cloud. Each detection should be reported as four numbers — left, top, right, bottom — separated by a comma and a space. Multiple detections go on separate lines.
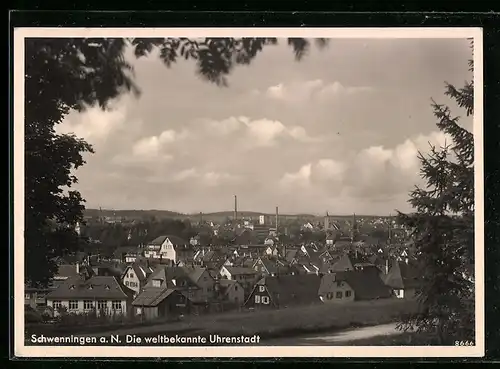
56, 103, 128, 143
280, 130, 452, 205
194, 116, 322, 147
262, 79, 374, 103
170, 168, 240, 187
132, 129, 187, 157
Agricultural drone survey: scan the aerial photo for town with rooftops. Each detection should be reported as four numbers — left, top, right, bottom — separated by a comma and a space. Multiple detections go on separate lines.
25, 194, 442, 342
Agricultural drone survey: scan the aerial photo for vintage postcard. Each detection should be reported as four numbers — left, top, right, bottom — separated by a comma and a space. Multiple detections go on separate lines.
13, 27, 484, 358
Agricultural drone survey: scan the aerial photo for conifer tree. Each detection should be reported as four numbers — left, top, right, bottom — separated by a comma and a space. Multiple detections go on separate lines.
397, 40, 475, 344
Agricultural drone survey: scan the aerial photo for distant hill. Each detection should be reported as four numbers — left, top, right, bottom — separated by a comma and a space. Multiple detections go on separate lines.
84, 209, 390, 222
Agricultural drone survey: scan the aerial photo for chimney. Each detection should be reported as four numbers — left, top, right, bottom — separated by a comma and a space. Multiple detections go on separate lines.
234, 195, 238, 222
76, 262, 80, 274
275, 206, 279, 231
385, 259, 389, 274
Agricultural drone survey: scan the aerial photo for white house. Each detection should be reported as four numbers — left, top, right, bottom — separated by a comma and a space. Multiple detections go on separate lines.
143, 235, 194, 264
121, 263, 155, 296
45, 275, 134, 317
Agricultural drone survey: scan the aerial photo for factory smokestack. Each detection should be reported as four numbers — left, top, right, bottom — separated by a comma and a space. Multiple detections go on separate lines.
234, 195, 238, 221
275, 206, 279, 231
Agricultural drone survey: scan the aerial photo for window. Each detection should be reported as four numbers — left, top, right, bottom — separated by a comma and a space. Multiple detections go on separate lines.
152, 279, 162, 288
261, 296, 270, 305
336, 292, 342, 299
112, 301, 122, 311
83, 300, 94, 310
52, 300, 62, 309
345, 290, 352, 298
25, 293, 30, 300
234, 285, 238, 291
258, 285, 265, 293
69, 300, 79, 310
336, 281, 342, 287
130, 273, 134, 278
326, 292, 333, 300
125, 281, 129, 286
97, 300, 107, 310
255, 295, 261, 304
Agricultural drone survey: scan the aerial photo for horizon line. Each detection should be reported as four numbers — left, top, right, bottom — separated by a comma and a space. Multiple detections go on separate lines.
85, 207, 398, 217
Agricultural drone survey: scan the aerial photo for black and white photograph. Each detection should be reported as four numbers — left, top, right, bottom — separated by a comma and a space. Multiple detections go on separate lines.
14, 27, 484, 357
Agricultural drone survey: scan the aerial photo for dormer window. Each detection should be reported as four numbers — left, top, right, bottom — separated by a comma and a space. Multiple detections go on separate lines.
69, 285, 75, 290
88, 284, 93, 290
105, 285, 110, 290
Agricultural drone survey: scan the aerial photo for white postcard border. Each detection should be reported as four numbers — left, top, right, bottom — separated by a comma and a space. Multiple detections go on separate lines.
13, 26, 485, 358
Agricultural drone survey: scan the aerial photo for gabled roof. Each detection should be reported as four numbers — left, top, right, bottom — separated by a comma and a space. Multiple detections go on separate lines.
222, 266, 258, 276
185, 267, 212, 285
217, 279, 242, 296
384, 260, 422, 289
144, 265, 197, 289
284, 248, 299, 263
54, 264, 80, 279
329, 254, 355, 272
148, 235, 188, 247
334, 269, 392, 300
46, 276, 134, 300
123, 262, 155, 283
256, 257, 290, 275
255, 274, 321, 307
132, 288, 177, 307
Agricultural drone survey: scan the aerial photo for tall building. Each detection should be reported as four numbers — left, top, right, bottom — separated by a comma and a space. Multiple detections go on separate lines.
259, 215, 265, 225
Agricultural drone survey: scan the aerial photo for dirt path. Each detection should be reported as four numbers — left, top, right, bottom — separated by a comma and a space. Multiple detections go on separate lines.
263, 323, 404, 346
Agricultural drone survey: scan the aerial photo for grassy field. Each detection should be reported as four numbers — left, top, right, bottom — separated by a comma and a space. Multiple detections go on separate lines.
27, 298, 418, 341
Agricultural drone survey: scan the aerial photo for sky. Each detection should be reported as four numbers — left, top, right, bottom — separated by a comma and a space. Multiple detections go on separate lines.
57, 37, 473, 216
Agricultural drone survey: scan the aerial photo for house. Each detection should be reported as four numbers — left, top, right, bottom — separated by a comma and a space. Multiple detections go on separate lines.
144, 235, 194, 264
264, 238, 276, 247
45, 275, 135, 317
244, 274, 321, 309
141, 265, 201, 302
132, 288, 192, 320
329, 254, 355, 272
264, 244, 279, 256
121, 262, 155, 296
185, 267, 216, 303
112, 246, 142, 263
318, 268, 392, 303
215, 279, 245, 306
253, 257, 291, 277
25, 286, 54, 309
302, 222, 314, 230
219, 266, 259, 289
326, 235, 336, 246
384, 260, 421, 299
